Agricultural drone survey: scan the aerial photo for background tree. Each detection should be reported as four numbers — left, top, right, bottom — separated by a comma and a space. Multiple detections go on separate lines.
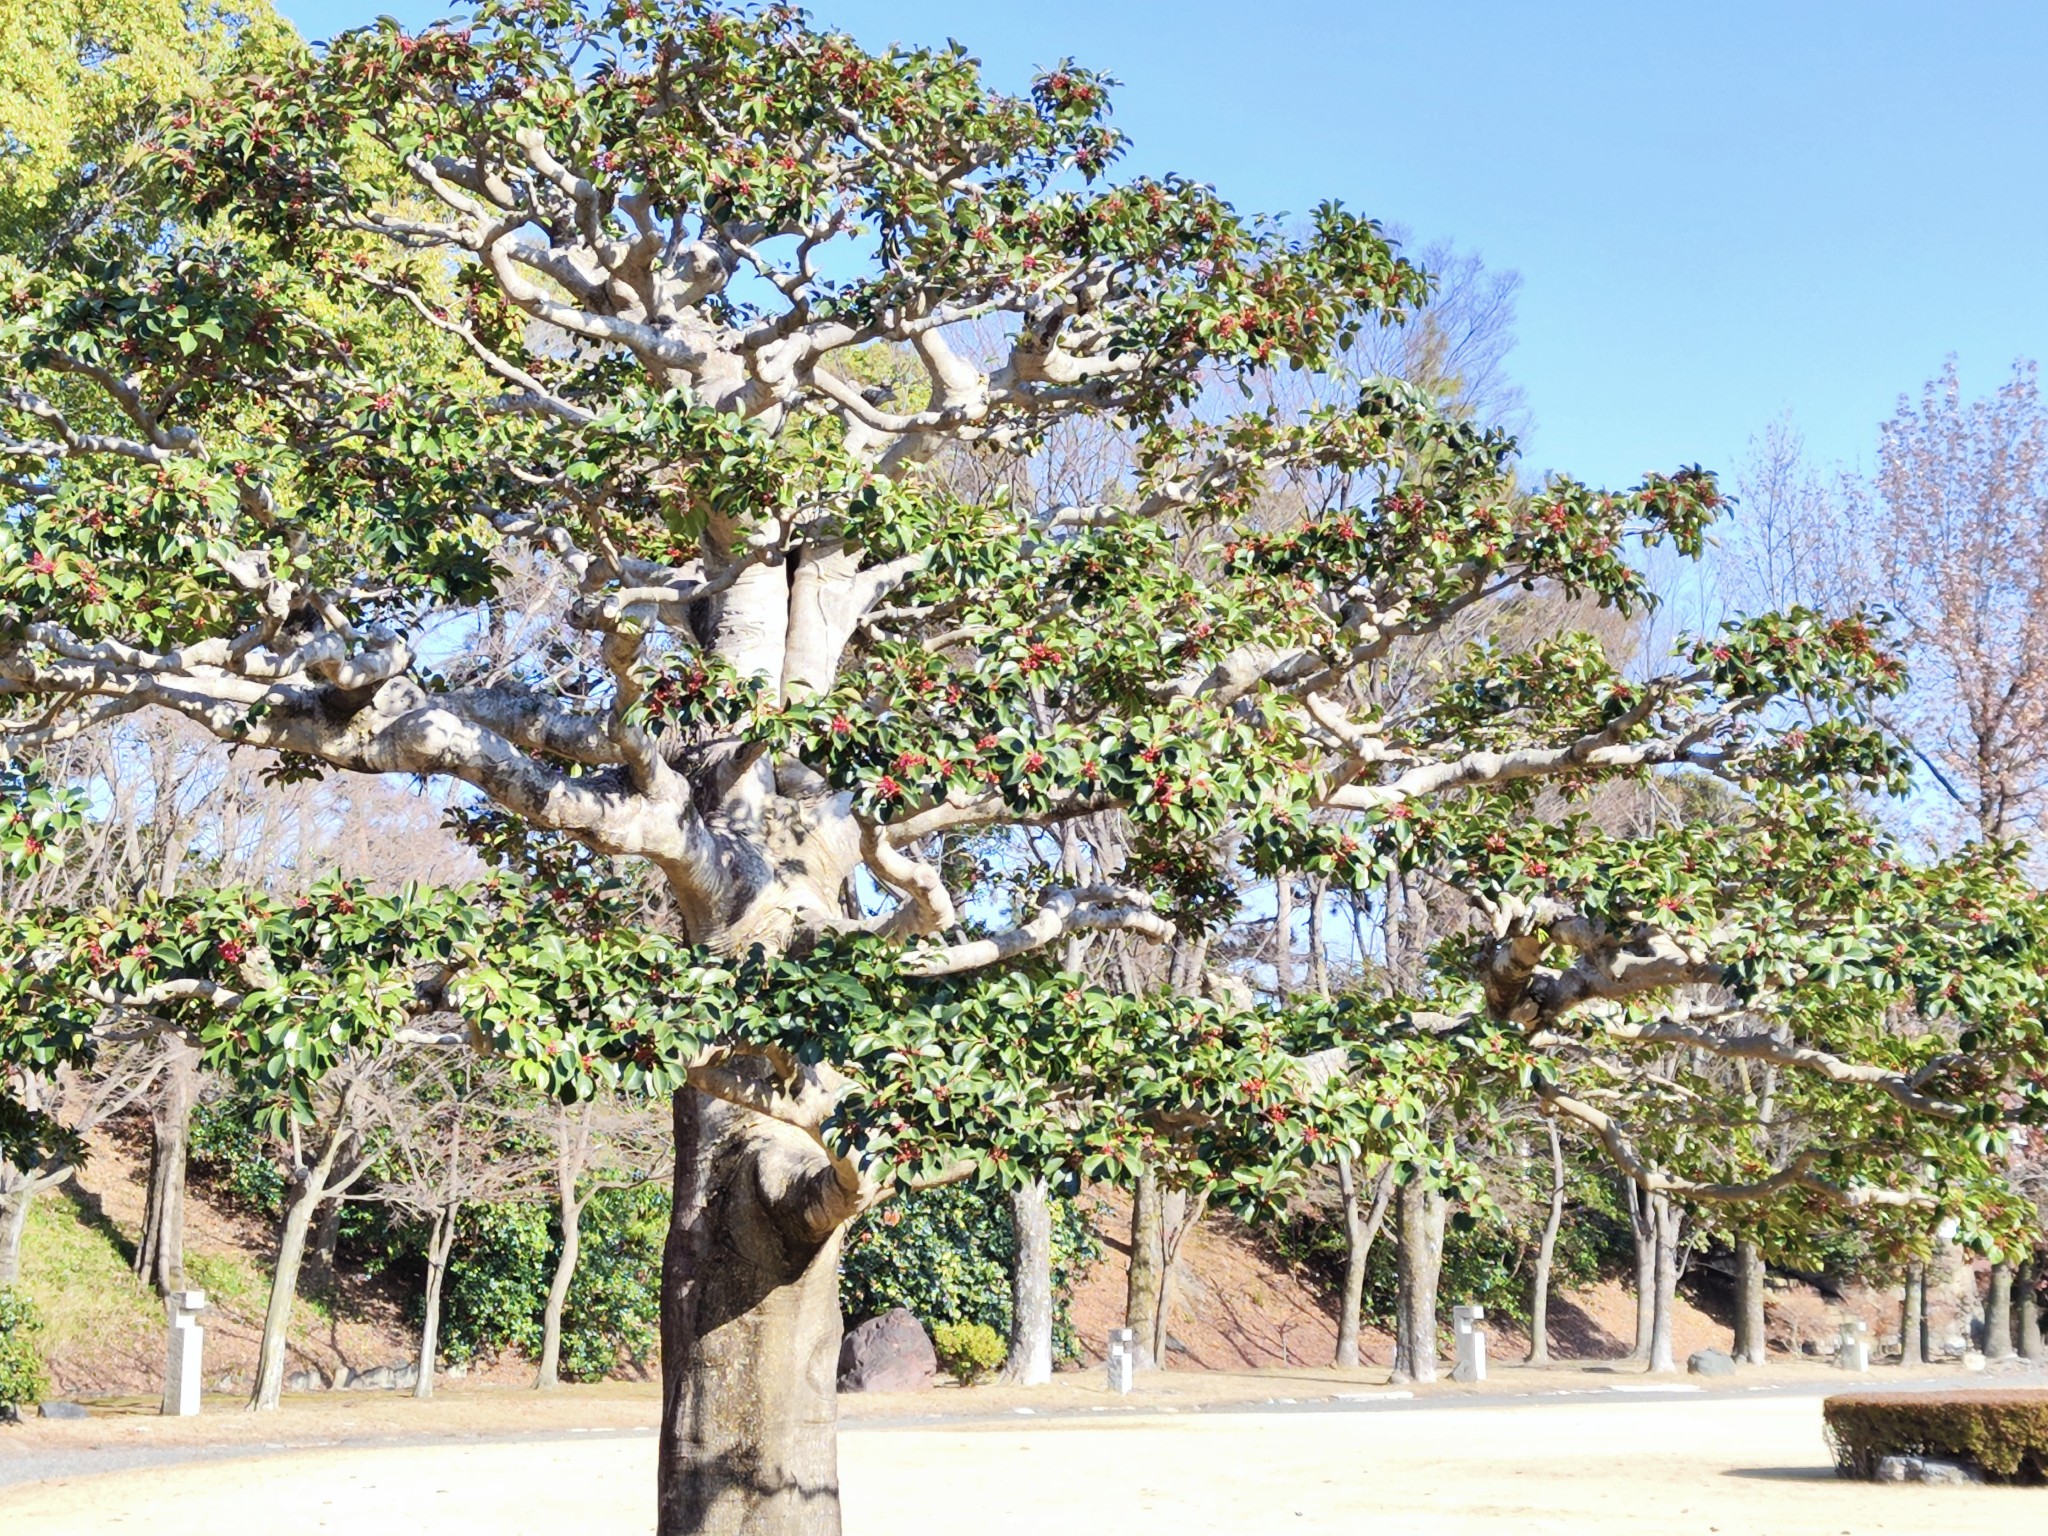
367, 1056, 544, 1398
532, 1090, 670, 1390
248, 1045, 400, 1410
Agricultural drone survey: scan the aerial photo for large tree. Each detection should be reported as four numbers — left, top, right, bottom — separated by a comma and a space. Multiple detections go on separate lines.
3, 5, 2046, 1532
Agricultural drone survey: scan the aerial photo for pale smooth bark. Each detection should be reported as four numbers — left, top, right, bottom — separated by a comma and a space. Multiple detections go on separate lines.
1647, 1193, 1682, 1374
1732, 1235, 1768, 1365
1123, 1166, 1164, 1372
1627, 1180, 1655, 1362
251, 1086, 372, 1412
0, 1186, 28, 1289
415, 1208, 457, 1400
134, 1041, 197, 1295
1391, 1175, 1445, 1384
537, 1196, 583, 1391
1333, 1155, 1394, 1369
999, 1179, 1054, 1386
1526, 1121, 1567, 1366
1150, 1187, 1206, 1368
250, 1178, 321, 1411
1899, 1261, 1928, 1365
1985, 1261, 2015, 1362
2019, 1255, 2044, 1361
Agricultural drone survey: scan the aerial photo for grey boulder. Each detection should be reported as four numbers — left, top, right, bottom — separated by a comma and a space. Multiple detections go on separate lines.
1876, 1454, 1984, 1485
837, 1308, 936, 1393
38, 1401, 89, 1420
1686, 1349, 1737, 1377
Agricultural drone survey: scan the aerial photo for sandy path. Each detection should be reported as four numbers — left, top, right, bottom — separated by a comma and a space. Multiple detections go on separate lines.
1, 1394, 2036, 1534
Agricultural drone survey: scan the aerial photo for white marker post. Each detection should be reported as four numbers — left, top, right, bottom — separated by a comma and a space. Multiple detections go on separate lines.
1836, 1318, 1869, 1372
1106, 1327, 1136, 1395
1451, 1305, 1488, 1383
162, 1290, 208, 1416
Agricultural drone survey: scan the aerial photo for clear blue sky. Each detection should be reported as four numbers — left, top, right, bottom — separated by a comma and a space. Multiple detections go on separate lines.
278, 1, 2048, 491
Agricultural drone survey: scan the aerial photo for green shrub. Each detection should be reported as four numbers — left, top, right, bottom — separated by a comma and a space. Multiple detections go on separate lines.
1825, 1391, 2048, 1481
189, 1092, 286, 1216
554, 1183, 664, 1381
839, 1184, 1100, 1363
425, 1201, 550, 1363
932, 1320, 1006, 1384
424, 1184, 665, 1379
0, 1288, 49, 1411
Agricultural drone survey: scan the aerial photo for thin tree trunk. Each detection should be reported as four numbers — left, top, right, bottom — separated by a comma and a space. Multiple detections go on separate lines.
416, 1209, 454, 1400
999, 1178, 1054, 1385
1124, 1165, 1164, 1371
0, 1186, 29, 1288
1626, 1181, 1655, 1362
250, 1176, 321, 1410
1733, 1235, 1768, 1365
307, 1195, 344, 1282
1647, 1193, 1681, 1374
1526, 1122, 1566, 1366
1273, 875, 1294, 993
1391, 1175, 1445, 1384
134, 1042, 197, 1294
1900, 1261, 1927, 1365
1985, 1260, 2015, 1362
2019, 1255, 2044, 1362
658, 1089, 849, 1536
1151, 1188, 1206, 1367
536, 1194, 583, 1390
1307, 878, 1329, 998
252, 1091, 362, 1413
1334, 1156, 1394, 1368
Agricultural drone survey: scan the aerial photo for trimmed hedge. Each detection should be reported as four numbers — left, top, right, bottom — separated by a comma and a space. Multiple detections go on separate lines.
1825, 1391, 2048, 1482
0, 1289, 48, 1411
932, 1320, 1007, 1385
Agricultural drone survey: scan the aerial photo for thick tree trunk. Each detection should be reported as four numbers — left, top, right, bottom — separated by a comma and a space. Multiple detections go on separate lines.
1626, 1181, 1655, 1362
134, 1042, 197, 1295
1391, 1175, 1445, 1384
1000, 1179, 1054, 1386
1647, 1193, 1681, 1374
658, 1089, 849, 1536
1733, 1235, 1768, 1365
251, 1177, 321, 1410
536, 1195, 583, 1390
416, 1211, 454, 1400
1527, 1122, 1566, 1367
1985, 1261, 2015, 1362
1123, 1165, 1164, 1371
1900, 1261, 1927, 1365
2019, 1255, 2044, 1362
1334, 1156, 1393, 1369
0, 1186, 28, 1288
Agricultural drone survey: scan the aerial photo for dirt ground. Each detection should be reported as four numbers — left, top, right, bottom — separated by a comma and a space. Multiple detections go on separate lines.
4, 1366, 2043, 1534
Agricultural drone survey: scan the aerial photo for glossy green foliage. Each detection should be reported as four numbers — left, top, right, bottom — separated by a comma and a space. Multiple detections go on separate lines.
0, 1287, 47, 1409
839, 1183, 1099, 1362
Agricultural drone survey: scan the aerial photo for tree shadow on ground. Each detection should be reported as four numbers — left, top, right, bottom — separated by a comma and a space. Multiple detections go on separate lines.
60, 1175, 138, 1269
1540, 1294, 1627, 1360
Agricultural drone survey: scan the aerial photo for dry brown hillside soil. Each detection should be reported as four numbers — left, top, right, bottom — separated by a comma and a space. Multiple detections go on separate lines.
25, 1123, 1927, 1401
1066, 1184, 1754, 1369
